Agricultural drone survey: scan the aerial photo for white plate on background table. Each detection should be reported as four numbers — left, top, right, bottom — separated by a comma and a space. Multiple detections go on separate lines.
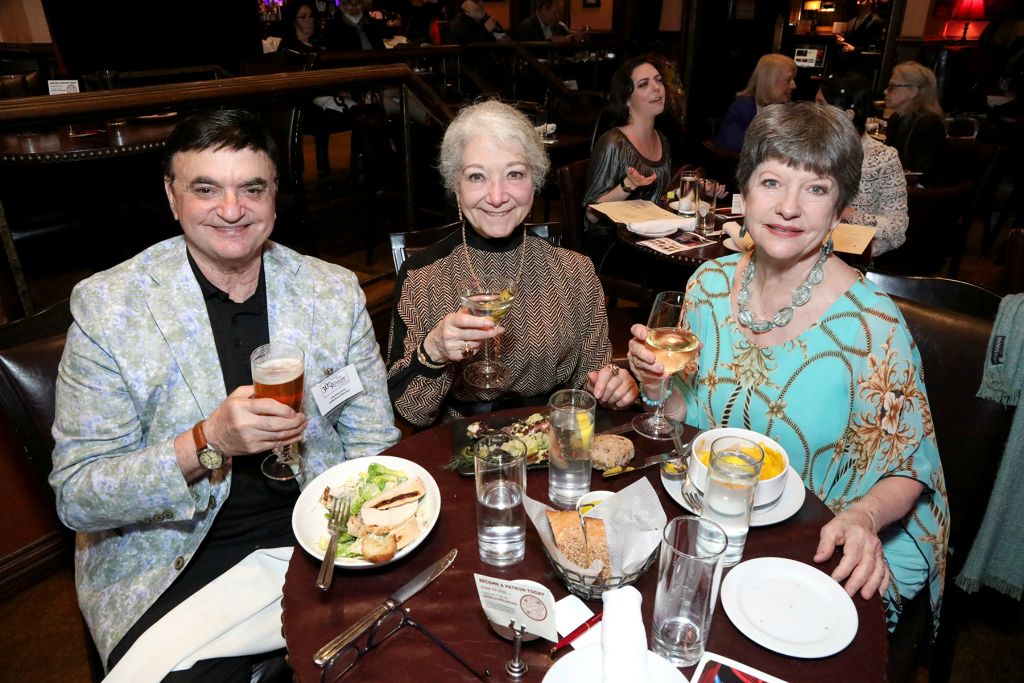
661, 467, 805, 527
721, 557, 858, 658
543, 645, 686, 683
292, 455, 441, 568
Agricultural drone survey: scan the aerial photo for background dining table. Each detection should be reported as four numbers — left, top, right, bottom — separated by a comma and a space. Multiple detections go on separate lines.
281, 406, 888, 682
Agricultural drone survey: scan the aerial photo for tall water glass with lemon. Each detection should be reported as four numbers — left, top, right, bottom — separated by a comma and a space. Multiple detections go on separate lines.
547, 389, 597, 509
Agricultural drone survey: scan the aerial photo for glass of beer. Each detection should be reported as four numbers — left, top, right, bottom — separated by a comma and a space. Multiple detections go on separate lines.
250, 342, 306, 480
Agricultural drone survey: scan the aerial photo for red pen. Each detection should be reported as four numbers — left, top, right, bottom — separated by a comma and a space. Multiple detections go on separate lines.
548, 612, 603, 658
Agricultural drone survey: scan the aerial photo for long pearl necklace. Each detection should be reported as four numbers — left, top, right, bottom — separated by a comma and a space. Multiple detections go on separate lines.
736, 245, 831, 333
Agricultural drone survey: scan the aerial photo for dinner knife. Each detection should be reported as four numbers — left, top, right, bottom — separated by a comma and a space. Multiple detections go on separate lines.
601, 450, 681, 479
314, 548, 458, 667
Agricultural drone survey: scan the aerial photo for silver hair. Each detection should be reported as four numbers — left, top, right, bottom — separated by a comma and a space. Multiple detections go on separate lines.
438, 100, 550, 196
736, 102, 863, 215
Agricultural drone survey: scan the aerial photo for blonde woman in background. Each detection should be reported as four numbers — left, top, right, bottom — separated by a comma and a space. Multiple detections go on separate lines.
714, 53, 797, 151
884, 61, 947, 185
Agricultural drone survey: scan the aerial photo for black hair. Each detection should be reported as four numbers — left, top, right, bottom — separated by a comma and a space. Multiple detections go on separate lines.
819, 71, 872, 135
162, 109, 280, 181
607, 54, 666, 125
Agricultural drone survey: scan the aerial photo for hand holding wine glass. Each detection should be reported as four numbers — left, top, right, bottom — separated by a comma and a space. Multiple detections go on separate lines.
460, 275, 517, 389
629, 291, 701, 439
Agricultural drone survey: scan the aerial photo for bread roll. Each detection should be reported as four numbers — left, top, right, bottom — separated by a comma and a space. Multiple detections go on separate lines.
584, 517, 611, 580
546, 510, 589, 568
591, 434, 634, 471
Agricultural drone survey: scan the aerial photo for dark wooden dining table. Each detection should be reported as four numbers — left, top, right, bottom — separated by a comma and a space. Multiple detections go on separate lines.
281, 407, 887, 683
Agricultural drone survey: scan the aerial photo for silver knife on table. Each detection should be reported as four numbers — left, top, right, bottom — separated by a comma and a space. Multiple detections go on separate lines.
314, 548, 458, 667
601, 450, 680, 478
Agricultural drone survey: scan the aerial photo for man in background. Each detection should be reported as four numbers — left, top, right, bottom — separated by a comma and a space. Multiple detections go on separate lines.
516, 0, 576, 44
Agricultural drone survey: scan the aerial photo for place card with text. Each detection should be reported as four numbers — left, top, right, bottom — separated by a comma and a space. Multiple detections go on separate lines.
473, 575, 558, 641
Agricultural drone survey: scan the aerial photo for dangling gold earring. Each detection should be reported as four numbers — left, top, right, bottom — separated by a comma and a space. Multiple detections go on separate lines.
457, 203, 464, 224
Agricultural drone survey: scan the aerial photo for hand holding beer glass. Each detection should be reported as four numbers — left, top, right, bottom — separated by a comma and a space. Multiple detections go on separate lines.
250, 342, 306, 480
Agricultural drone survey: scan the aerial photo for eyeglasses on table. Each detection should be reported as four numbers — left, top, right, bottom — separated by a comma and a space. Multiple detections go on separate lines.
320, 606, 490, 682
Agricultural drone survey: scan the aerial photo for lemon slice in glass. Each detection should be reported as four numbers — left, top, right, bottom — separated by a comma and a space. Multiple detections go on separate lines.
575, 411, 593, 450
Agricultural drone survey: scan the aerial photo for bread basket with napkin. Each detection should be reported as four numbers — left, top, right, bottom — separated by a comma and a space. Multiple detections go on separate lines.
523, 478, 666, 600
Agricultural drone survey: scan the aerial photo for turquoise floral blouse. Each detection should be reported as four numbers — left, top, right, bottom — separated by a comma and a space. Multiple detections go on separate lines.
676, 254, 949, 632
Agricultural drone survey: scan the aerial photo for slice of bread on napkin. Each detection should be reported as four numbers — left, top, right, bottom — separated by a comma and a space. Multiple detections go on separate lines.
546, 511, 611, 579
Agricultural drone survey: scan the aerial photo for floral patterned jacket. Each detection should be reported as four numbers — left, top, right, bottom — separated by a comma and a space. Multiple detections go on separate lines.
50, 237, 400, 662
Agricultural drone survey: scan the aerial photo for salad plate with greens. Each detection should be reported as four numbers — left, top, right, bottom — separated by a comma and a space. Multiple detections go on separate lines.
292, 455, 441, 568
446, 412, 551, 476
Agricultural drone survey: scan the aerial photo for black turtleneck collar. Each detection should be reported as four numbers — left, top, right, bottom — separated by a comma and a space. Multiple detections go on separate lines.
463, 223, 526, 253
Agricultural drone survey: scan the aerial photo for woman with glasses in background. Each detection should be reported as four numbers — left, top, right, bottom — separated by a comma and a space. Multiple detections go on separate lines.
818, 71, 908, 256
884, 61, 947, 186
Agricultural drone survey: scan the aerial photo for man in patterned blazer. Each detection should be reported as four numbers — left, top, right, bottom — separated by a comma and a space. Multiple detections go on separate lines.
49, 109, 400, 680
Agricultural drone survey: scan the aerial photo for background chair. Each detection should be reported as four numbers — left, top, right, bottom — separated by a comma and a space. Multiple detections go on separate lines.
873, 180, 974, 277
864, 273, 1012, 683
0, 299, 104, 681
944, 116, 980, 141
554, 158, 656, 310
389, 222, 561, 273
699, 139, 740, 193
940, 139, 1003, 276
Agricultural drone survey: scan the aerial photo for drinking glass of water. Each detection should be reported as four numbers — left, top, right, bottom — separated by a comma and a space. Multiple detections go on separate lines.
547, 388, 596, 509
474, 435, 527, 566
651, 516, 727, 667
698, 436, 764, 566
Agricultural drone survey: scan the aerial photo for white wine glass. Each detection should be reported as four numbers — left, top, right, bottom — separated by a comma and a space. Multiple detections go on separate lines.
250, 343, 306, 480
460, 276, 517, 389
633, 291, 700, 440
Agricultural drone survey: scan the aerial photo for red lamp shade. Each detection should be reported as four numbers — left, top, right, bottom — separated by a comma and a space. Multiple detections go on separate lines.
952, 0, 986, 21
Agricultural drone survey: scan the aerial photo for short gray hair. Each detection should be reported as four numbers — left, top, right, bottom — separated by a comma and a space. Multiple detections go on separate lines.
736, 102, 863, 215
438, 100, 550, 196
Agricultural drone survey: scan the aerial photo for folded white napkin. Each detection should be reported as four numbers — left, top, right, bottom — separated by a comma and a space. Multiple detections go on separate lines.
601, 586, 649, 683
534, 123, 557, 136
628, 217, 692, 236
722, 220, 754, 250
104, 547, 293, 683
261, 37, 281, 54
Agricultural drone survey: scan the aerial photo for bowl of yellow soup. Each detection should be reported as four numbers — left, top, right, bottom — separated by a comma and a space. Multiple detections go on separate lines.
688, 428, 789, 507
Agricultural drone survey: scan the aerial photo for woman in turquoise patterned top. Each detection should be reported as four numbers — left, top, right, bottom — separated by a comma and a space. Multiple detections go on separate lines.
629, 102, 948, 633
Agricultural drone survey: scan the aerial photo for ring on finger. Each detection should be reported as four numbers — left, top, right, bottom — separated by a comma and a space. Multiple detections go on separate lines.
606, 362, 619, 376
462, 344, 472, 356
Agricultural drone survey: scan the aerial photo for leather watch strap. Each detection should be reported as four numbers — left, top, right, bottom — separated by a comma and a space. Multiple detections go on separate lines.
192, 420, 209, 451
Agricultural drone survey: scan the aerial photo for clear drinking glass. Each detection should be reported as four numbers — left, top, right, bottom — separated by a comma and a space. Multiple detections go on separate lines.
250, 342, 306, 481
460, 276, 517, 389
547, 388, 597, 509
474, 435, 527, 566
698, 436, 764, 566
633, 291, 700, 440
651, 515, 727, 667
676, 169, 703, 217
697, 179, 719, 235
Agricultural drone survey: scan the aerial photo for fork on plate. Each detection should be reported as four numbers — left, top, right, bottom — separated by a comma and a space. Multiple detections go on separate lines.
317, 495, 351, 591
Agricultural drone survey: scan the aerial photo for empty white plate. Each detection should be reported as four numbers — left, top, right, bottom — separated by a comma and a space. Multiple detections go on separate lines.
721, 557, 858, 658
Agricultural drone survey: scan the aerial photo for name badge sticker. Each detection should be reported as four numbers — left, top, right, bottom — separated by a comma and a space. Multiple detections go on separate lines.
312, 364, 364, 416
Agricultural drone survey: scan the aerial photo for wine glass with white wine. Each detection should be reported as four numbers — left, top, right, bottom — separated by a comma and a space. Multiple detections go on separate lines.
460, 275, 517, 389
633, 291, 701, 440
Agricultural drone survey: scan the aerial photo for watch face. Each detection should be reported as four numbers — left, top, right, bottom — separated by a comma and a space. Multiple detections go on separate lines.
198, 447, 223, 470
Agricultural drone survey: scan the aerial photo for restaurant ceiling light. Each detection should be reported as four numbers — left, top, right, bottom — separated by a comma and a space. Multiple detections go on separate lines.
803, 1, 822, 10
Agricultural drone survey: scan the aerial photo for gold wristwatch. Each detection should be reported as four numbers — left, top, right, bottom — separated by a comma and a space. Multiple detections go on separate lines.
192, 420, 224, 471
